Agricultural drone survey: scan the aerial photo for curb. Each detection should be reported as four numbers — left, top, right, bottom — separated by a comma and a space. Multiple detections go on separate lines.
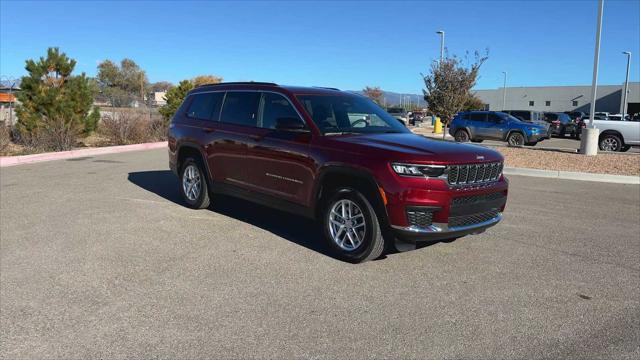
503, 167, 640, 185
0, 142, 168, 167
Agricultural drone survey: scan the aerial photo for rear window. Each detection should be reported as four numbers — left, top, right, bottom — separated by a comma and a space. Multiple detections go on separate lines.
220, 92, 261, 127
469, 112, 487, 121
186, 92, 224, 120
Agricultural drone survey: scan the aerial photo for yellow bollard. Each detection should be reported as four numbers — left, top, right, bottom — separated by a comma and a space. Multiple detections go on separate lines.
433, 117, 442, 134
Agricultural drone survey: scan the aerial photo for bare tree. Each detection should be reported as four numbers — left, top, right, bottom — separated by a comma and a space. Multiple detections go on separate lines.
422, 51, 488, 138
362, 86, 384, 105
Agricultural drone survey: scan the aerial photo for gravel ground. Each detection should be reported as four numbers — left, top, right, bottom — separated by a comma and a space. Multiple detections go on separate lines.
411, 126, 640, 176
490, 146, 640, 176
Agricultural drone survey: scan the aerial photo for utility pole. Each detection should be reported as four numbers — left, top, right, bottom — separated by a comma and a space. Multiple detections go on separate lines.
502, 71, 508, 110
580, 0, 604, 156
622, 51, 631, 120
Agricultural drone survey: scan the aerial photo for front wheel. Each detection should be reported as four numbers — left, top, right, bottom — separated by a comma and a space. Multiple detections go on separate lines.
322, 188, 385, 263
507, 132, 525, 147
454, 129, 470, 142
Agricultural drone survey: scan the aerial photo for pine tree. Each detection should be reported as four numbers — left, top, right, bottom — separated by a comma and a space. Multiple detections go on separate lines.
16, 47, 100, 150
159, 80, 194, 122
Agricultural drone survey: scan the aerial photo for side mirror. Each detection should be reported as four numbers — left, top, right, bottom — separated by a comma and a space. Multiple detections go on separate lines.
275, 117, 307, 132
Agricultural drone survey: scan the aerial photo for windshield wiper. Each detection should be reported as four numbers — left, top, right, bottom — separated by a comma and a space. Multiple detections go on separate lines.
323, 131, 360, 135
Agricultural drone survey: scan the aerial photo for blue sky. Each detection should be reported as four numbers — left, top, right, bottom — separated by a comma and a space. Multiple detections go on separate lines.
1, 0, 639, 94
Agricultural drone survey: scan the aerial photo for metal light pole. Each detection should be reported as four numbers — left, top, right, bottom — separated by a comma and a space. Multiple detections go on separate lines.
502, 71, 508, 110
580, 0, 604, 155
436, 30, 445, 62
622, 51, 631, 120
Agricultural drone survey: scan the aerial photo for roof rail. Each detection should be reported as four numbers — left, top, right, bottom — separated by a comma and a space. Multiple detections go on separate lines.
313, 86, 341, 91
196, 81, 278, 88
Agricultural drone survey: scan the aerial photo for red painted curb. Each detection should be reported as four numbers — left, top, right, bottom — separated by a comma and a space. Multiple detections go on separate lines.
0, 142, 168, 167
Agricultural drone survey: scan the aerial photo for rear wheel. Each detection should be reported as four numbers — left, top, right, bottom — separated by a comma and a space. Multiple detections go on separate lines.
454, 129, 470, 142
507, 132, 525, 147
599, 134, 622, 152
180, 157, 210, 209
322, 188, 385, 263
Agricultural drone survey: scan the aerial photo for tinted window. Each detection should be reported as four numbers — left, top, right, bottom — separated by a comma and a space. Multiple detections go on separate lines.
260, 92, 302, 129
220, 92, 261, 127
487, 113, 502, 122
469, 112, 487, 121
186, 92, 224, 120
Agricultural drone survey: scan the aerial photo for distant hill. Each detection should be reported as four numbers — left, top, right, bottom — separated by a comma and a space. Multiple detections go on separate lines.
349, 90, 426, 108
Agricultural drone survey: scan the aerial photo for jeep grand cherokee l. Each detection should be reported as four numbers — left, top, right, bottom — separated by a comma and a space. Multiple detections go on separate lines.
168, 82, 508, 263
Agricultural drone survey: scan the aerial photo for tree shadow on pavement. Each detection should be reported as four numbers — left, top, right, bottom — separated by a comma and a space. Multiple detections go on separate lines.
127, 170, 333, 259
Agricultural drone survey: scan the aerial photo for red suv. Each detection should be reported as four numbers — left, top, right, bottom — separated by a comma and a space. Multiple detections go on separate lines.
168, 82, 508, 262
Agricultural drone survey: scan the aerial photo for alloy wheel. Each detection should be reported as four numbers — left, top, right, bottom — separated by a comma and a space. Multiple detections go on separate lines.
182, 164, 202, 201
508, 133, 524, 146
600, 137, 619, 152
455, 130, 469, 142
328, 199, 366, 251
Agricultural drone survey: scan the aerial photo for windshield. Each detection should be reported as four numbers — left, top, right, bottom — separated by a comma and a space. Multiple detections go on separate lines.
296, 95, 410, 134
496, 112, 521, 122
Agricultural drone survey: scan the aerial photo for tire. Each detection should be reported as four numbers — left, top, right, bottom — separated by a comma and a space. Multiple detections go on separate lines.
454, 129, 470, 142
322, 188, 385, 263
599, 134, 622, 152
471, 139, 484, 143
507, 132, 525, 147
179, 157, 211, 209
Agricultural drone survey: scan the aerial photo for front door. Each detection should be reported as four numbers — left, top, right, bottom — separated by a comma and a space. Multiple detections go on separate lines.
243, 92, 315, 206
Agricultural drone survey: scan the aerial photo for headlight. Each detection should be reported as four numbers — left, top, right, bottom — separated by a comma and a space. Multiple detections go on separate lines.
391, 163, 446, 177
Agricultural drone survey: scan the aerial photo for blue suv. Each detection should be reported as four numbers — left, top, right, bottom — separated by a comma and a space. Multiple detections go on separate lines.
450, 111, 548, 146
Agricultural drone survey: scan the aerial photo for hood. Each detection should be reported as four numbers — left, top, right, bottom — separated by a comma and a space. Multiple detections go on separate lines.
327, 133, 503, 164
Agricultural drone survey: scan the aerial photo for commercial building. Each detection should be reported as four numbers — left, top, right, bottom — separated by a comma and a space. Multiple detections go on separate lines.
473, 82, 640, 115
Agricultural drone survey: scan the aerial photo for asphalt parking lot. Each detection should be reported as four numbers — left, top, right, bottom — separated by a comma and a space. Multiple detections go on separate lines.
1, 149, 639, 359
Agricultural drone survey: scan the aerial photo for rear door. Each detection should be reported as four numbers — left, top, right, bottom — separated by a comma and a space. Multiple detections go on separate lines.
468, 112, 489, 138
213, 91, 261, 187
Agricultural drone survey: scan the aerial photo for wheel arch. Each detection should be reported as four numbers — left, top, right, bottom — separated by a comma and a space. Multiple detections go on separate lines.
599, 129, 625, 145
314, 166, 389, 226
505, 129, 526, 141
176, 142, 212, 184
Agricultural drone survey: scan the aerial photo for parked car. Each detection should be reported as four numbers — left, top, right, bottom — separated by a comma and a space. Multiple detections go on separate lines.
409, 111, 425, 125
593, 119, 640, 152
387, 107, 408, 125
450, 111, 548, 146
168, 82, 508, 263
503, 110, 551, 138
543, 112, 579, 137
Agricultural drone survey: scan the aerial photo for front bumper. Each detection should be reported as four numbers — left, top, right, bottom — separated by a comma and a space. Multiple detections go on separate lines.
381, 172, 509, 242
393, 212, 502, 243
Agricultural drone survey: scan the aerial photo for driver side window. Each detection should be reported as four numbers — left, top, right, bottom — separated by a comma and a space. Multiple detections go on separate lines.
259, 92, 304, 129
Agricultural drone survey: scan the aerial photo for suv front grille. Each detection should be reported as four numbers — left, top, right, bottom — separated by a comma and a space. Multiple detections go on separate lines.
447, 162, 503, 186
406, 208, 434, 228
448, 209, 500, 228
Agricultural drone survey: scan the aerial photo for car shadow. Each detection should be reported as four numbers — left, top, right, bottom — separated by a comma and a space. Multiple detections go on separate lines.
127, 170, 335, 259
